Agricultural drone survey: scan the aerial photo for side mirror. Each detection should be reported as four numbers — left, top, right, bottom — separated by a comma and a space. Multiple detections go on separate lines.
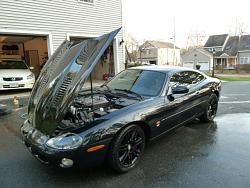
29, 66, 34, 70
172, 86, 189, 94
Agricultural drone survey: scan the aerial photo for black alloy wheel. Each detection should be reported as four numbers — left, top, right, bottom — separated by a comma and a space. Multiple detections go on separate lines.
108, 124, 145, 173
200, 94, 218, 122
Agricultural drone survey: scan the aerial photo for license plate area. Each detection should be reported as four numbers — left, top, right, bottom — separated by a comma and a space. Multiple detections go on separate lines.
9, 83, 19, 88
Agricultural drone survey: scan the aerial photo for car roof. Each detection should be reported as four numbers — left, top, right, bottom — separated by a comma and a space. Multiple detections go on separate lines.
129, 65, 198, 74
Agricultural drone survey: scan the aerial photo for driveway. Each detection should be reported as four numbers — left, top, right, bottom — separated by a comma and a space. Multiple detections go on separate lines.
0, 81, 250, 188
0, 79, 105, 101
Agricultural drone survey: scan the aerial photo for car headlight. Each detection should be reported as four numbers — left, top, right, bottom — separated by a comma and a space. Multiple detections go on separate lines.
46, 133, 83, 150
27, 73, 34, 79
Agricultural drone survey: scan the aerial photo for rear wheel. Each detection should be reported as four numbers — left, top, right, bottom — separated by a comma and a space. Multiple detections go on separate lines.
200, 94, 218, 122
108, 124, 146, 173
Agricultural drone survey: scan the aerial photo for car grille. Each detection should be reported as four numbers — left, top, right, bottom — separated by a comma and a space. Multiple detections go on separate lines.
3, 77, 23, 81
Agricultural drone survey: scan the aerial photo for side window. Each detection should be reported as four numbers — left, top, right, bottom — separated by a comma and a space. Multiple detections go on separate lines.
170, 71, 205, 89
169, 72, 186, 88
191, 72, 205, 85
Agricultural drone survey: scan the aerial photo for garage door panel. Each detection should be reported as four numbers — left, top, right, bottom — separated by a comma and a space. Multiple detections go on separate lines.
183, 61, 194, 68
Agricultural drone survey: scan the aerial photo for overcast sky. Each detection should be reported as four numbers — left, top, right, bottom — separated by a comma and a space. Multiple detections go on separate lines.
122, 0, 250, 48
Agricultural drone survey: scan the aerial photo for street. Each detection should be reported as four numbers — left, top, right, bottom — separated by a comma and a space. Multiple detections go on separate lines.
1, 81, 250, 188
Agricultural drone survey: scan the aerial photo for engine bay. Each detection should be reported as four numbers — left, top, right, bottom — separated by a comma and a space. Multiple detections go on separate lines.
59, 90, 140, 131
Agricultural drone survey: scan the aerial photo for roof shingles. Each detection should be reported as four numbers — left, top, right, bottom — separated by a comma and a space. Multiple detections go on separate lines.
204, 34, 228, 47
204, 34, 250, 57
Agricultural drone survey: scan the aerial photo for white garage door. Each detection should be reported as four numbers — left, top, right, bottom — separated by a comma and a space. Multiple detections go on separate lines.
198, 61, 209, 71
183, 61, 194, 69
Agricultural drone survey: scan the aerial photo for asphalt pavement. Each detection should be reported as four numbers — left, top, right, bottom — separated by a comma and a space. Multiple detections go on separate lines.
1, 81, 250, 188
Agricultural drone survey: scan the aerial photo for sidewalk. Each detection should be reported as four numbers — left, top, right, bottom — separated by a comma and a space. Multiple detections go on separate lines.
216, 73, 250, 77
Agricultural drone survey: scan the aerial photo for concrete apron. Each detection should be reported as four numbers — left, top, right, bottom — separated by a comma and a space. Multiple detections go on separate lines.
0, 97, 28, 117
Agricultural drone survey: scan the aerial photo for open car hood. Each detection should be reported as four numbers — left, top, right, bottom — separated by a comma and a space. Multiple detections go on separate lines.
28, 28, 121, 136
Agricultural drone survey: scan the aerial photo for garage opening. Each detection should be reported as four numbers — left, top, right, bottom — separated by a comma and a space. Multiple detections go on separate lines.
70, 36, 115, 86
0, 35, 48, 78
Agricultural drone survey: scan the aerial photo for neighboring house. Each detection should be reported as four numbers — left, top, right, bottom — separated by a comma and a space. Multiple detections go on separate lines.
204, 34, 250, 70
0, 0, 124, 79
204, 34, 228, 53
182, 34, 250, 71
137, 41, 181, 66
181, 48, 213, 71
204, 34, 237, 70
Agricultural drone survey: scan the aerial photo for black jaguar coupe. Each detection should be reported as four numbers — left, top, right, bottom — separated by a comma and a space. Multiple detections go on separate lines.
21, 29, 221, 173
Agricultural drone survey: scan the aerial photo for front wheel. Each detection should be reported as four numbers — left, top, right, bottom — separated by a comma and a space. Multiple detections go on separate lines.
108, 124, 146, 173
200, 94, 218, 122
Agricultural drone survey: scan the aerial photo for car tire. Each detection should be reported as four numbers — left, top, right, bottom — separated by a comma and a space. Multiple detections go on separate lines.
107, 124, 146, 173
200, 93, 218, 122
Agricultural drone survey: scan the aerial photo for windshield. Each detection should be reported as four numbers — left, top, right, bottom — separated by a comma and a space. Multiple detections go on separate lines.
105, 69, 166, 97
0, 60, 28, 69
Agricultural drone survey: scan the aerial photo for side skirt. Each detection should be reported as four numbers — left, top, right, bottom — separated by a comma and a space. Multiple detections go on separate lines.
149, 114, 198, 142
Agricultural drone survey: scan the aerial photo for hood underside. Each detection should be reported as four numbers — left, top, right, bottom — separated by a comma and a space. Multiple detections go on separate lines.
28, 28, 121, 136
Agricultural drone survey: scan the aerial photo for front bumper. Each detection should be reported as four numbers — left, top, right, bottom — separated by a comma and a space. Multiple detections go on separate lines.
0, 78, 35, 90
21, 121, 112, 168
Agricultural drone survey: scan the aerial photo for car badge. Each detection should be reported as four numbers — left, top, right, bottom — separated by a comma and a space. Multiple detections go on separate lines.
156, 121, 161, 127
11, 77, 15, 81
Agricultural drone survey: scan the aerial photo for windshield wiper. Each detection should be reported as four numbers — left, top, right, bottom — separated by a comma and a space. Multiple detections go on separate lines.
114, 89, 143, 100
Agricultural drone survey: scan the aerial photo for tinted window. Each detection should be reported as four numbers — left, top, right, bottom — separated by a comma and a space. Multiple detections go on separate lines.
170, 71, 205, 88
106, 69, 166, 97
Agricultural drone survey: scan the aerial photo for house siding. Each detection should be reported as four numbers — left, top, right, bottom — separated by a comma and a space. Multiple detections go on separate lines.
0, 0, 124, 71
181, 49, 212, 71
238, 51, 250, 70
139, 48, 158, 60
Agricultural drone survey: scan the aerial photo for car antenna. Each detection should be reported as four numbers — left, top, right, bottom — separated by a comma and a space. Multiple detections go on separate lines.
90, 73, 94, 110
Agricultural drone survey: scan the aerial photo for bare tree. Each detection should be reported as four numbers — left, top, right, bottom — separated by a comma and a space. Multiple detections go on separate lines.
124, 32, 139, 53
124, 32, 140, 64
229, 18, 248, 36
186, 31, 206, 49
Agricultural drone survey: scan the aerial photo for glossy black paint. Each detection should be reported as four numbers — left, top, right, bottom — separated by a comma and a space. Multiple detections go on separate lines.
28, 28, 121, 136
21, 65, 221, 168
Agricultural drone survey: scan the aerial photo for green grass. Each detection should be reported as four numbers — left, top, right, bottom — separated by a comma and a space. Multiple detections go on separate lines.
216, 76, 250, 81
204, 72, 250, 81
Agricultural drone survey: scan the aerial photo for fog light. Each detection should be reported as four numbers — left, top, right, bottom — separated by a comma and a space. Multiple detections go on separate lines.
60, 158, 74, 168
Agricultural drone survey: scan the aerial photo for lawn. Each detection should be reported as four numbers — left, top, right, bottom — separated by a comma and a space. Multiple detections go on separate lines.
216, 76, 250, 81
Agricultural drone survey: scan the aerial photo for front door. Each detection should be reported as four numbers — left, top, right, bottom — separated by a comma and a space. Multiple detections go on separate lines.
159, 71, 206, 131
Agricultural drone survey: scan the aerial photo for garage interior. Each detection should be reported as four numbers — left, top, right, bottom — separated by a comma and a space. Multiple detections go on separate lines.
70, 37, 115, 82
0, 35, 114, 84
0, 35, 48, 78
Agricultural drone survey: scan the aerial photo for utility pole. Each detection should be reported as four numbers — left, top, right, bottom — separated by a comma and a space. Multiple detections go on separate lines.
173, 17, 176, 66
212, 48, 216, 77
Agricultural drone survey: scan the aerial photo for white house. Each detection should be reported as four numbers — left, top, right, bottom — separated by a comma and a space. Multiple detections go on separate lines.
138, 41, 181, 66
0, 0, 124, 79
